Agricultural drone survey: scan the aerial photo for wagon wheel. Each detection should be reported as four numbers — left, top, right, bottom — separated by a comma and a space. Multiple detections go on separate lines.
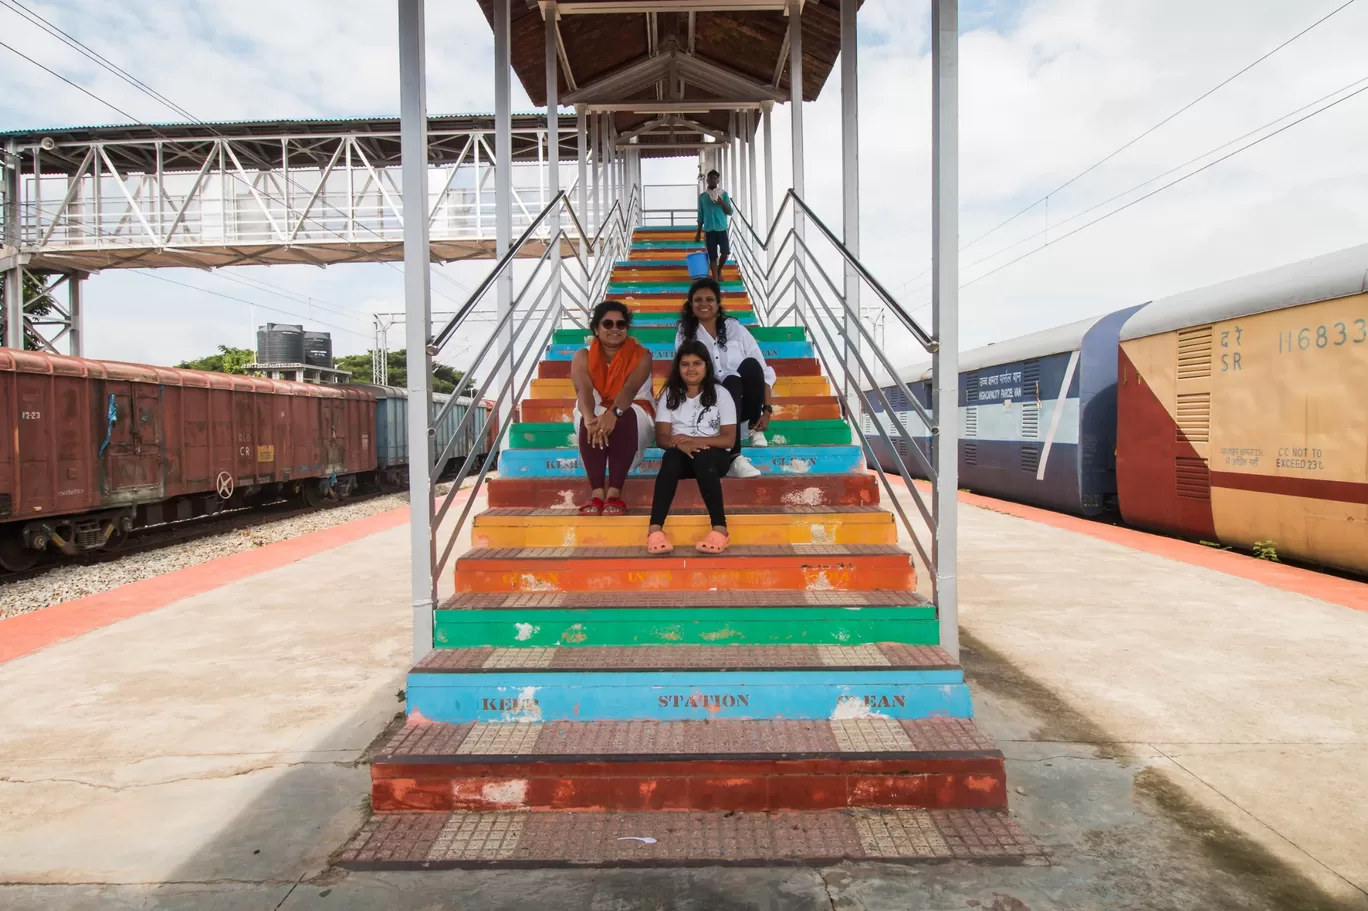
0, 530, 39, 573
103, 524, 130, 553
300, 481, 327, 509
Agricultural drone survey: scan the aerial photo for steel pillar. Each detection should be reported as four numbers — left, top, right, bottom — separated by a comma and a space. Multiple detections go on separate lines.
495, 0, 514, 436
68, 271, 84, 356
545, 6, 561, 308
3, 139, 22, 349
576, 106, 588, 258
789, 4, 806, 321
931, 0, 960, 660
398, 0, 436, 660
746, 110, 758, 228
762, 101, 774, 237
841, 0, 861, 419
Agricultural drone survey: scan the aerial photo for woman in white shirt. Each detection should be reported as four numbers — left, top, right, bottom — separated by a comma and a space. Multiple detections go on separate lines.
675, 277, 775, 479
647, 341, 737, 556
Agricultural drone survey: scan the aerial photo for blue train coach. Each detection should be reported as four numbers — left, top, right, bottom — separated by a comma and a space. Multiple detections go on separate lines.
865, 305, 1142, 516
354, 385, 490, 491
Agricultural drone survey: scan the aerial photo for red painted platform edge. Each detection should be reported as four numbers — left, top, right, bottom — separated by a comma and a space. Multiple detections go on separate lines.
0, 487, 471, 665
902, 478, 1368, 614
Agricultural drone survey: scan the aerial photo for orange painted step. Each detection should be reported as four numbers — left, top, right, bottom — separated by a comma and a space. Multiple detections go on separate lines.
536, 358, 821, 380
517, 396, 842, 423
453, 545, 916, 593
617, 298, 753, 311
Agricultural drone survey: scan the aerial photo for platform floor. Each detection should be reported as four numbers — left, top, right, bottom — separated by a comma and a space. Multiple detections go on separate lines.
0, 480, 1365, 909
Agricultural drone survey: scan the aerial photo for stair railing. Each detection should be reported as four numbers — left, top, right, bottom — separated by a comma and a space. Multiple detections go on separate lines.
423, 185, 640, 588
729, 192, 941, 576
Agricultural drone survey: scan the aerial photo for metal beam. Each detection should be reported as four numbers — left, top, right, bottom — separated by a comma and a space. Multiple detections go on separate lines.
547, 1, 797, 13
398, 0, 435, 661
566, 47, 784, 105
931, 0, 959, 661
586, 101, 764, 113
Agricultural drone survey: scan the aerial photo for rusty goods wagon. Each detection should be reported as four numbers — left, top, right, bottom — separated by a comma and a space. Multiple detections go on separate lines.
0, 350, 375, 571
1116, 244, 1368, 574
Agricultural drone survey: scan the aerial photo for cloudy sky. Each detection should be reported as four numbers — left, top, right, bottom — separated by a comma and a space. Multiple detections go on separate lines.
2, 0, 1366, 373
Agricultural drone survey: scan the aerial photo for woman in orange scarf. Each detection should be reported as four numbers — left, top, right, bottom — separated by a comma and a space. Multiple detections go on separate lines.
570, 301, 656, 515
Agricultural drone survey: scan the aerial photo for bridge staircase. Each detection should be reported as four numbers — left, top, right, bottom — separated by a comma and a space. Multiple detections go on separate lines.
338, 213, 1037, 868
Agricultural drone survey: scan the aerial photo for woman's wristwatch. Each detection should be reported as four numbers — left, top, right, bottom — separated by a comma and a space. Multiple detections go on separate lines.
760, 404, 774, 414
613, 407, 626, 418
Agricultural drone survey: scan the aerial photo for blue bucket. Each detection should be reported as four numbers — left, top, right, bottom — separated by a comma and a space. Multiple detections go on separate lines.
685, 250, 710, 280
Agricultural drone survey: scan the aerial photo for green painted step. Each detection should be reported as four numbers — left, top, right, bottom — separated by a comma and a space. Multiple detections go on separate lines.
508, 419, 852, 449
434, 607, 939, 648
552, 326, 806, 344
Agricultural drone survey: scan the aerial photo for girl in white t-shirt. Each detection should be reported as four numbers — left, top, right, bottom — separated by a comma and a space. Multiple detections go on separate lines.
647, 341, 737, 555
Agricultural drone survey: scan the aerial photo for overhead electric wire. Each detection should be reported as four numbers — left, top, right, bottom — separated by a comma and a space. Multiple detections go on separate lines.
897, 74, 1368, 316
135, 272, 371, 340
0, 38, 142, 123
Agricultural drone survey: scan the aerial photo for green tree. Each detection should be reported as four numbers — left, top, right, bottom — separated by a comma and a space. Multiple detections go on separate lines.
0, 271, 58, 351
177, 345, 255, 374
335, 348, 467, 394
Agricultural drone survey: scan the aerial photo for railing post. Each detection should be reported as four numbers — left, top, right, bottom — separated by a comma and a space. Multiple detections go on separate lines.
841, 0, 862, 425
495, 0, 515, 438
931, 0, 960, 661
398, 0, 436, 662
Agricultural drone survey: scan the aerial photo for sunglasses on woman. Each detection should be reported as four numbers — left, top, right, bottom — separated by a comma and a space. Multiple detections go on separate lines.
599, 319, 629, 330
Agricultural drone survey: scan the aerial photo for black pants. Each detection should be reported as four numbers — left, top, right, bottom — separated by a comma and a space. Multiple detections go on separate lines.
722, 357, 766, 455
704, 230, 730, 268
649, 447, 732, 529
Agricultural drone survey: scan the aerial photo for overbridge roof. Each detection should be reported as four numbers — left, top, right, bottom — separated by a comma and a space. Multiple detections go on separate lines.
479, 0, 860, 156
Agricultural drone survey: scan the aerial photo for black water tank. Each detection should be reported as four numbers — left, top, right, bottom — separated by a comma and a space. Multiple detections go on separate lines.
303, 331, 333, 368
256, 323, 304, 364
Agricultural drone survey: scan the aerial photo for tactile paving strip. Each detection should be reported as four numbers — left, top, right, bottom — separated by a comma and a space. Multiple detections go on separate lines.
337, 809, 1044, 868
415, 643, 956, 673
378, 718, 997, 760
438, 590, 933, 610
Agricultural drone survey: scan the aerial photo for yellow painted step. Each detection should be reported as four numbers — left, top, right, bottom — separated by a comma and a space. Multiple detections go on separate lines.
528, 376, 831, 399
471, 509, 896, 548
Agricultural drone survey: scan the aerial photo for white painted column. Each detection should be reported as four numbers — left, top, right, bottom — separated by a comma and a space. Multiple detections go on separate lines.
545, 6, 561, 311
68, 271, 85, 356
590, 112, 601, 231
762, 101, 775, 231
746, 110, 759, 231
2, 139, 23, 350
841, 0, 861, 419
789, 3, 806, 322
931, 0, 960, 660
398, 0, 436, 660
495, 0, 515, 442
576, 106, 588, 260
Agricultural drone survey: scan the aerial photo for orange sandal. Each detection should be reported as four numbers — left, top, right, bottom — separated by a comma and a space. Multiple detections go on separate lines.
695, 530, 730, 554
647, 530, 674, 555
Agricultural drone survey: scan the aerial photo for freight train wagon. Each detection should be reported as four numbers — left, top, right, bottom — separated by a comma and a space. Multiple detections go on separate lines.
0, 350, 375, 571
351, 385, 492, 491
1117, 244, 1368, 574
865, 306, 1142, 516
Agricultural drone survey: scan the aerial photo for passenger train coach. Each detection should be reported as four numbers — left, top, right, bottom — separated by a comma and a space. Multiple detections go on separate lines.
865, 244, 1368, 575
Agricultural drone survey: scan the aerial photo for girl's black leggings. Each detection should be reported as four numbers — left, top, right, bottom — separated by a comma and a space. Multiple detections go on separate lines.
721, 357, 766, 454
649, 447, 732, 529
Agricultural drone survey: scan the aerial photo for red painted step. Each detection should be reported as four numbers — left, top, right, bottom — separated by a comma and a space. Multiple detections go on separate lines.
537, 358, 822, 379
516, 396, 842, 423
484, 474, 881, 509
369, 719, 1007, 813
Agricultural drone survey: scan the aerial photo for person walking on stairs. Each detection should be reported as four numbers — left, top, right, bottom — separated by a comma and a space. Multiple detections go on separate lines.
676, 276, 774, 479
571, 301, 655, 516
694, 169, 732, 283
647, 341, 736, 556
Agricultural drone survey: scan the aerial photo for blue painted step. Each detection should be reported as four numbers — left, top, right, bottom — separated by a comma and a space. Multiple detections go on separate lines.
497, 445, 866, 478
406, 669, 972, 723
542, 341, 814, 361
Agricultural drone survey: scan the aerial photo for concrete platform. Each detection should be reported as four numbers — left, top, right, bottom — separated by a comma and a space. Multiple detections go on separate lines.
2, 480, 1367, 907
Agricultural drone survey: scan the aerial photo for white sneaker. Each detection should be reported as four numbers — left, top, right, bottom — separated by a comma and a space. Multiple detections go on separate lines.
748, 430, 769, 448
727, 455, 762, 478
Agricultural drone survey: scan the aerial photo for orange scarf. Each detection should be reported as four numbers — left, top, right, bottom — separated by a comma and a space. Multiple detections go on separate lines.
588, 336, 655, 417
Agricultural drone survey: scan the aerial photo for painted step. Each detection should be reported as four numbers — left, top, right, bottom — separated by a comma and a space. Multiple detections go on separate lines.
613, 266, 741, 278
624, 311, 756, 327
471, 505, 892, 547
631, 240, 707, 249
498, 445, 864, 479
616, 298, 752, 312
542, 341, 813, 361
535, 357, 820, 379
407, 644, 965, 724
528, 376, 830, 398
451, 544, 916, 593
517, 395, 840, 423
484, 473, 881, 509
366, 718, 1006, 813
506, 420, 850, 450
338, 807, 1039, 868
609, 280, 746, 293
551, 326, 805, 344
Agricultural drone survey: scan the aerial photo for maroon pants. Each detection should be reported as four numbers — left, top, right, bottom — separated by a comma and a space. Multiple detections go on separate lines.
579, 408, 640, 491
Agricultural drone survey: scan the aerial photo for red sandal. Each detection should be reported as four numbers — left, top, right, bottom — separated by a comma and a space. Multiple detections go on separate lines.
602, 497, 628, 516
578, 497, 604, 516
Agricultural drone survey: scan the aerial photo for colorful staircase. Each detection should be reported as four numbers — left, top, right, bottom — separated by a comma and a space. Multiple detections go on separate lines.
338, 226, 1038, 868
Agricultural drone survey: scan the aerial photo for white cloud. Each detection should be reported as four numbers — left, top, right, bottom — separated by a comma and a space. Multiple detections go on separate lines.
2, 0, 1366, 371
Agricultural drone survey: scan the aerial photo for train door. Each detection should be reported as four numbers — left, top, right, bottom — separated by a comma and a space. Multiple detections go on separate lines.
102, 381, 164, 498
321, 398, 343, 471
14, 373, 54, 513
234, 393, 256, 488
